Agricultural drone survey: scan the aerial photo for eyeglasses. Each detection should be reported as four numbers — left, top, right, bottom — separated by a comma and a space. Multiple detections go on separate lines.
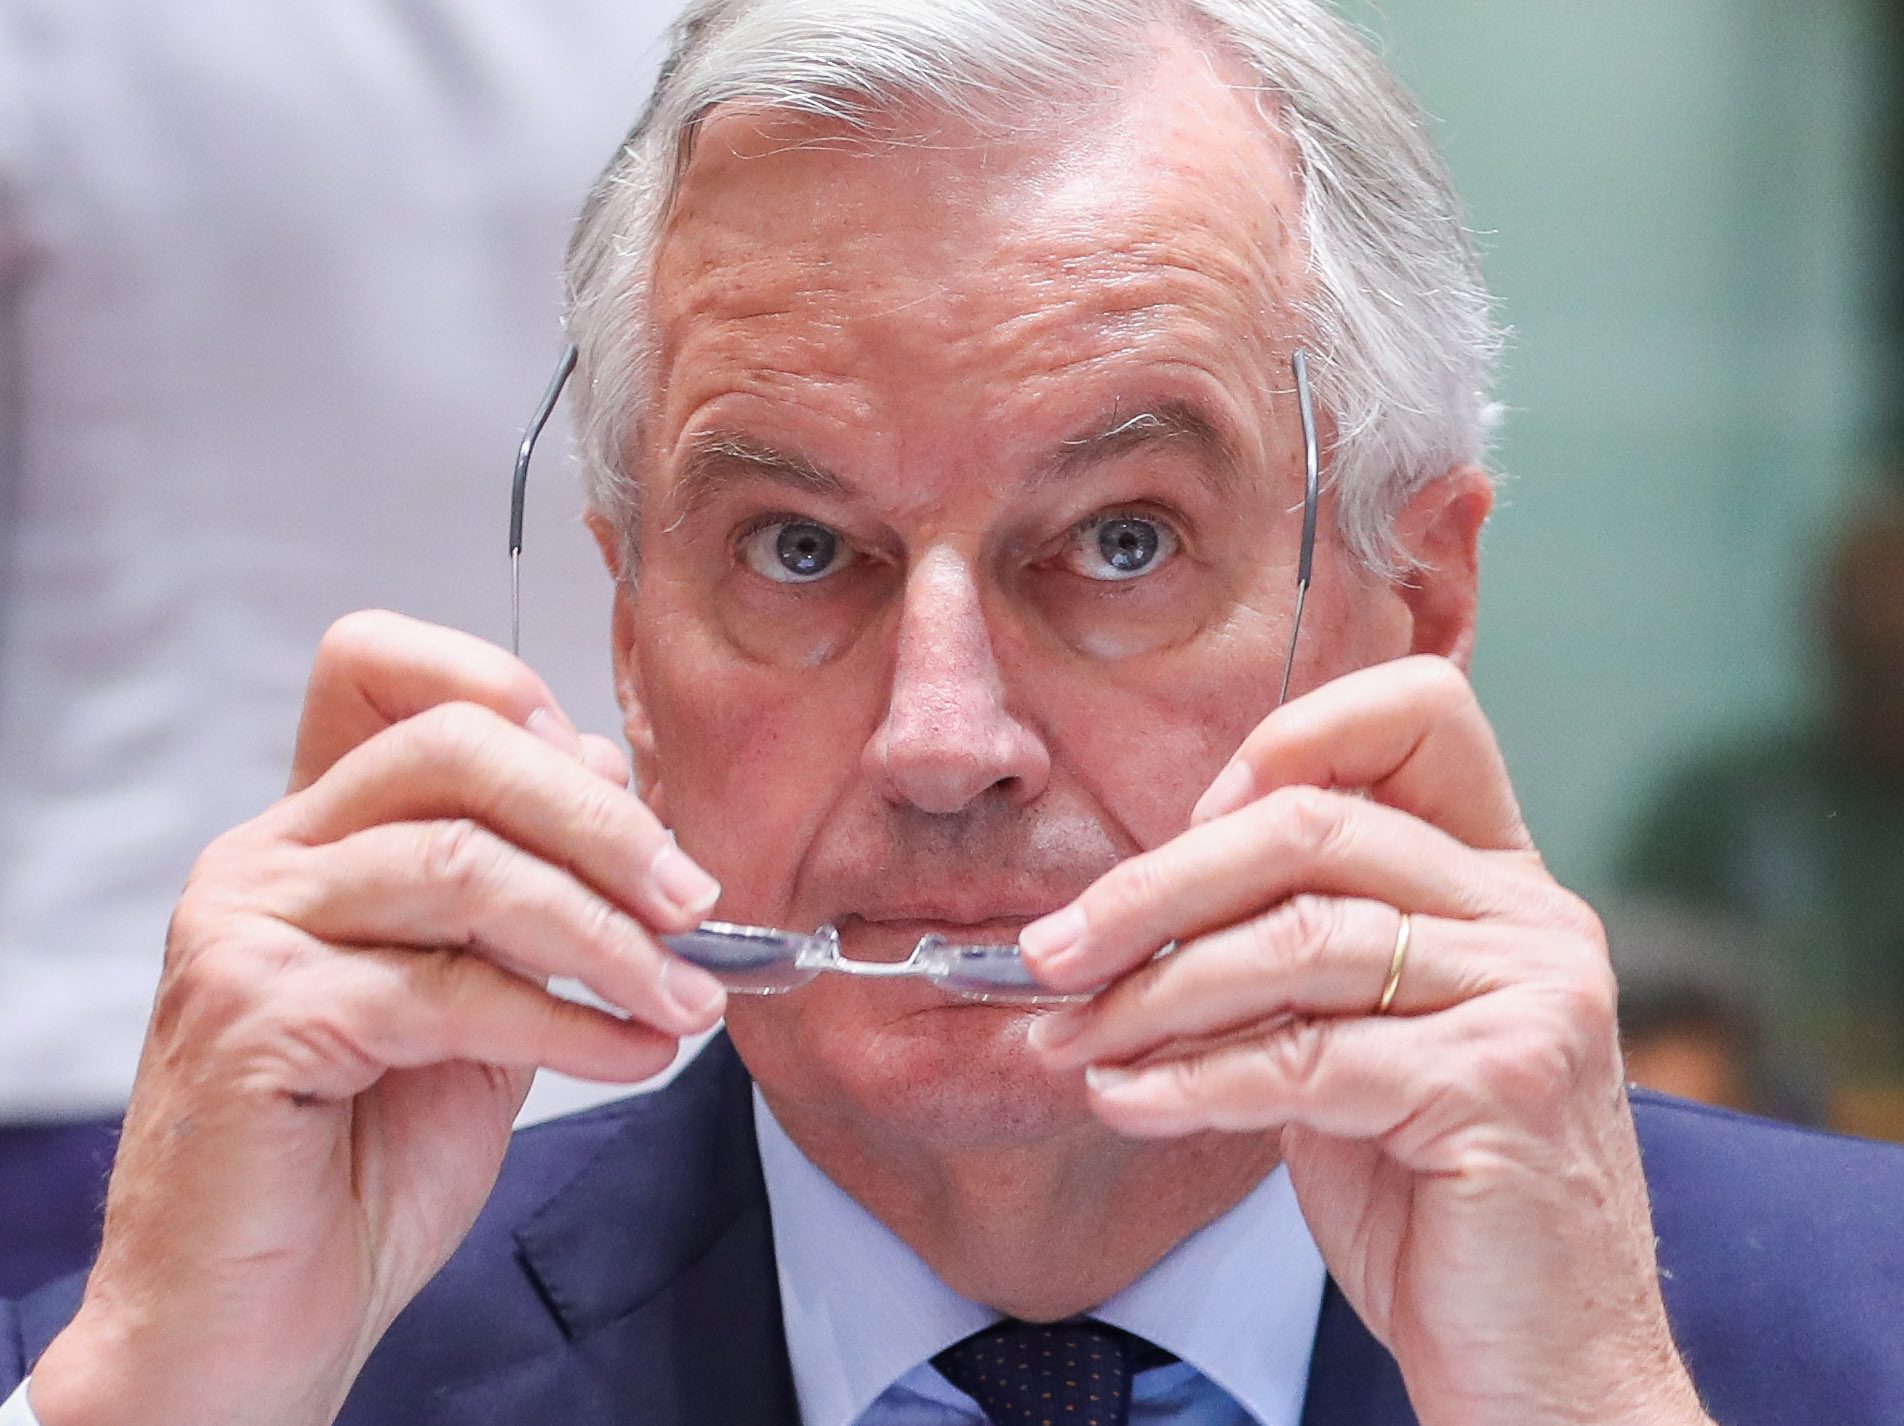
665, 921, 1103, 1003
507, 346, 1320, 1002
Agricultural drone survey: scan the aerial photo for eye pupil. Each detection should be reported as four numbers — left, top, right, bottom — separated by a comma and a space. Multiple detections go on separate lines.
1099, 518, 1160, 573
777, 522, 837, 577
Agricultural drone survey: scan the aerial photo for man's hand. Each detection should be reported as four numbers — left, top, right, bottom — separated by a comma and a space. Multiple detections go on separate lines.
30, 612, 729, 1426
1023, 656, 1711, 1426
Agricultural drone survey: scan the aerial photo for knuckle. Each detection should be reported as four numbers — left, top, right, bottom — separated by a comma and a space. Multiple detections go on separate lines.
569, 782, 630, 853
1266, 783, 1354, 860
313, 609, 393, 677
1406, 653, 1472, 714
1279, 894, 1344, 975
1470, 1036, 1559, 1121
1098, 850, 1171, 920
1235, 895, 1335, 986
1159, 1051, 1211, 1100
157, 916, 307, 1048
1556, 891, 1609, 947
162, 876, 226, 976
411, 700, 510, 771
1263, 1018, 1330, 1092
579, 892, 619, 945
1554, 959, 1621, 1052
158, 833, 327, 1036
165, 935, 263, 1023
577, 893, 633, 965
424, 818, 508, 902
178, 823, 272, 905
1472, 997, 1606, 1127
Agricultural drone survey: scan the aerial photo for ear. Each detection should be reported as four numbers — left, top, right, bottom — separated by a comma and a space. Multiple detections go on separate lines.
587, 512, 667, 817
1389, 465, 1493, 669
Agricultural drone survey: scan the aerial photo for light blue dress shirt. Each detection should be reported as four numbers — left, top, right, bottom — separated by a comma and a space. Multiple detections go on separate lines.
754, 1092, 1328, 1426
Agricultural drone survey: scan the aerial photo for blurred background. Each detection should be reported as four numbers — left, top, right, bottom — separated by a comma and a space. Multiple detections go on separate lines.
1, 0, 1901, 1293
0, 0, 684, 1297
1346, 0, 1904, 1140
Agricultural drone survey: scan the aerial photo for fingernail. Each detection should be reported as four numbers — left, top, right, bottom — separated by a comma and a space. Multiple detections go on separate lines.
651, 842, 722, 918
526, 707, 582, 757
1026, 1007, 1089, 1054
660, 958, 727, 1023
1085, 1063, 1137, 1093
1191, 758, 1253, 824
1019, 905, 1087, 965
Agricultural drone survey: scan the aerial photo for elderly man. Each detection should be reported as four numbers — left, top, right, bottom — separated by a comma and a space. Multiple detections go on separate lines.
4, 1, 1902, 1424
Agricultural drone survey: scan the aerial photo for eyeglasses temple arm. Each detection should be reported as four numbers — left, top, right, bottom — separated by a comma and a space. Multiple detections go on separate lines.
510, 342, 580, 656
1279, 348, 1320, 707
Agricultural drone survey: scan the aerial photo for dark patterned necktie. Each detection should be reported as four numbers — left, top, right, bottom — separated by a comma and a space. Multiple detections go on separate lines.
932, 1318, 1176, 1426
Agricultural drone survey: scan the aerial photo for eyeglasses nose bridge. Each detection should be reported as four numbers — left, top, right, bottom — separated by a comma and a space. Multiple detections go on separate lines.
803, 930, 952, 980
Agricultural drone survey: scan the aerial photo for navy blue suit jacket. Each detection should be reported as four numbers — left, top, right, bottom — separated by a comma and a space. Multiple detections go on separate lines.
6, 1035, 1904, 1424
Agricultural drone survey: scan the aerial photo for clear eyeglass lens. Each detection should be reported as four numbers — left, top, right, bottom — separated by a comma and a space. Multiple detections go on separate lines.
924, 941, 1091, 1005
661, 922, 820, 995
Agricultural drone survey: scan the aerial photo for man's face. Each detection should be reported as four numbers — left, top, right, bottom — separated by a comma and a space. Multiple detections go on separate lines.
608, 34, 1458, 1148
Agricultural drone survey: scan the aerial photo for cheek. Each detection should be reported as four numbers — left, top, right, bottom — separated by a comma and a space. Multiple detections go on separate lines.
1040, 638, 1281, 846
1029, 567, 1225, 662
636, 604, 879, 915
715, 568, 886, 669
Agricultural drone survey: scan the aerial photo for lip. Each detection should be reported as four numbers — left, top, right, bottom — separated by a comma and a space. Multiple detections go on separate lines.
841, 913, 1044, 941
832, 913, 1043, 966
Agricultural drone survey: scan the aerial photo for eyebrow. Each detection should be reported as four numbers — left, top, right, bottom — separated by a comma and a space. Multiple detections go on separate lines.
667, 395, 1243, 519
1041, 399, 1241, 497
670, 431, 850, 522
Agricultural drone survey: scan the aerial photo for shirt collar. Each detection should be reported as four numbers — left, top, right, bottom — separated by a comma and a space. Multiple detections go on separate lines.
754, 1089, 1327, 1426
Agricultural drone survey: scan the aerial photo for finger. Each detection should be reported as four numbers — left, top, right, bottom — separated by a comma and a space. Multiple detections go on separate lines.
290, 611, 576, 794
1081, 1014, 1404, 1140
1022, 784, 1565, 992
284, 821, 727, 1035
1030, 900, 1543, 1070
578, 733, 632, 788
1081, 988, 1617, 1163
267, 946, 685, 1099
278, 701, 721, 932
1190, 655, 1532, 854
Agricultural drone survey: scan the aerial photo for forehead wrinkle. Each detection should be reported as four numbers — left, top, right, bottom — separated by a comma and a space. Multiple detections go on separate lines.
969, 274, 1278, 499
647, 87, 1302, 523
976, 214, 1289, 375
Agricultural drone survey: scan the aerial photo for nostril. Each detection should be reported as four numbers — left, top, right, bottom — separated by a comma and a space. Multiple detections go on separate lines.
867, 723, 1047, 814
886, 758, 1004, 816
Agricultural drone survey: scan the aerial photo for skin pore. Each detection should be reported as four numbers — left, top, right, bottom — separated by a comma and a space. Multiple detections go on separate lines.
600, 27, 1489, 1317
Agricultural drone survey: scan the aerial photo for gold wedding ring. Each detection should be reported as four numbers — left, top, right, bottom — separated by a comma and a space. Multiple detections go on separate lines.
1376, 911, 1412, 1015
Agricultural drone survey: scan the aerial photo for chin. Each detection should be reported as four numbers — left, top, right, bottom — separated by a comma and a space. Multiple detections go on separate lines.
725, 981, 1101, 1150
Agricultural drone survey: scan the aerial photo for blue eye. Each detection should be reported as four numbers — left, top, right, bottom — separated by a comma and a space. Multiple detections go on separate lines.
1064, 514, 1180, 582
740, 519, 856, 584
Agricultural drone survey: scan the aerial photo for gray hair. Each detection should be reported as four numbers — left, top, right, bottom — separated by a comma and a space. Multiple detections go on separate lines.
565, 0, 1504, 576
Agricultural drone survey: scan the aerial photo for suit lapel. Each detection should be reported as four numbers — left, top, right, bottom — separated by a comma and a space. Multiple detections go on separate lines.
426, 1039, 799, 1426
567, 1200, 797, 1425
1298, 1278, 1416, 1426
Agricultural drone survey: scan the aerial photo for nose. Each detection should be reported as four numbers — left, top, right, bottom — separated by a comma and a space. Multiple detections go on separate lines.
863, 549, 1051, 814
